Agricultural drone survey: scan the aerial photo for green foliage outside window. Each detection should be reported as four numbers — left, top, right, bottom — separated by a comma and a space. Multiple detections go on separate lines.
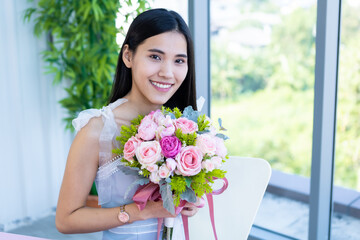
24, 0, 150, 130
211, 1, 360, 190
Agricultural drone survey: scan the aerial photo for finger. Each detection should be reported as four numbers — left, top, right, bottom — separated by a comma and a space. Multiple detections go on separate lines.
181, 207, 198, 217
181, 210, 195, 217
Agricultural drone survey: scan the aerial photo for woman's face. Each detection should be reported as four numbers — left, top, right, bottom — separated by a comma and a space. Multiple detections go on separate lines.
123, 31, 188, 106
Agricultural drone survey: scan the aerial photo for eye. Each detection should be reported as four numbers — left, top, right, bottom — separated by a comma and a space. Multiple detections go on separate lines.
150, 55, 161, 61
175, 59, 186, 64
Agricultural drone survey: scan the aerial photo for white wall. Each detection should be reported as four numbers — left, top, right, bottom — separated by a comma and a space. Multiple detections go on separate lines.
0, 0, 72, 231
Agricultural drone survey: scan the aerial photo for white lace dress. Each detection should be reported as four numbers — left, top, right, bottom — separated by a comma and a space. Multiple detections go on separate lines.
72, 98, 184, 240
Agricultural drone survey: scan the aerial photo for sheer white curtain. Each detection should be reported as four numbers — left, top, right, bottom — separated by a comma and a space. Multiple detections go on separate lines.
0, 0, 72, 231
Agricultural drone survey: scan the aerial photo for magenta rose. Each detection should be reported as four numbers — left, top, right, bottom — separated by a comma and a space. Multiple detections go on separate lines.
123, 136, 142, 161
160, 136, 182, 158
174, 117, 198, 134
137, 116, 158, 141
135, 141, 162, 167
175, 146, 203, 176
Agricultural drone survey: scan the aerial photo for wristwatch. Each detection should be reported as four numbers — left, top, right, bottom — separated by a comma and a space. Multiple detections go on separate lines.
118, 205, 130, 223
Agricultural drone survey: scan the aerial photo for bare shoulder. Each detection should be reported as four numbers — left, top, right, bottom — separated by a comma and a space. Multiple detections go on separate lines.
67, 116, 103, 170
112, 101, 137, 126
76, 116, 104, 140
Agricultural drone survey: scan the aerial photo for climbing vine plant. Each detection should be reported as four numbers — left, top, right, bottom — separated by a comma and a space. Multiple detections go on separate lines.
24, 0, 151, 130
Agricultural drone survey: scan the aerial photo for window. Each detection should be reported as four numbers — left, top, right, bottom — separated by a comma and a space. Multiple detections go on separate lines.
210, 1, 316, 237
332, 1, 360, 238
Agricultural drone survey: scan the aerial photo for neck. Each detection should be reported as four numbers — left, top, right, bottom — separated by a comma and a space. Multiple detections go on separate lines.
124, 91, 162, 116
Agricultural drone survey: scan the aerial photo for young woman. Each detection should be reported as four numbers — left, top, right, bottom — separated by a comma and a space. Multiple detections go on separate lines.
55, 8, 199, 240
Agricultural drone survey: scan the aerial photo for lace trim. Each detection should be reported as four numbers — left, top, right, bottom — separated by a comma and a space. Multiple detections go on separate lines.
98, 155, 122, 170
96, 155, 123, 180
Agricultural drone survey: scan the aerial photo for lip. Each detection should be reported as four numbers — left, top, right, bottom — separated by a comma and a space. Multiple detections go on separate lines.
150, 80, 174, 92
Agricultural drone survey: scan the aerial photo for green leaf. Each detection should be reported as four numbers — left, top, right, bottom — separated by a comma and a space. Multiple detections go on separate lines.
118, 165, 140, 176
215, 133, 230, 140
23, 8, 36, 23
185, 177, 192, 188
124, 177, 149, 199
197, 114, 210, 132
182, 106, 199, 122
24, 0, 151, 131
180, 187, 197, 203
159, 180, 175, 214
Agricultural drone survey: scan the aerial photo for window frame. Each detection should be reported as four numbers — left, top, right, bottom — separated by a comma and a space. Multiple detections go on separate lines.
189, 0, 343, 239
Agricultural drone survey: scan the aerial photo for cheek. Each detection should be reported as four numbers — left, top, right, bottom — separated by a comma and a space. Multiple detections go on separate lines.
132, 62, 158, 82
174, 66, 188, 84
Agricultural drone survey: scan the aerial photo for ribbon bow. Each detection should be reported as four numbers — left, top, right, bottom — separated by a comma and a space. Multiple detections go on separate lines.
132, 177, 228, 240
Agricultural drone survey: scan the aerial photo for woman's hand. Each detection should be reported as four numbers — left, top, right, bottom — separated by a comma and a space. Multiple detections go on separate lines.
140, 200, 177, 220
140, 200, 199, 220
180, 202, 199, 217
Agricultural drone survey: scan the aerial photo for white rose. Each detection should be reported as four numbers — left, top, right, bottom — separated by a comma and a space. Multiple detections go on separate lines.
158, 165, 171, 179
202, 159, 215, 172
149, 171, 161, 184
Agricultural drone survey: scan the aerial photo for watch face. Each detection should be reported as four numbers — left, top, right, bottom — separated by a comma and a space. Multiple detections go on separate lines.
118, 212, 130, 223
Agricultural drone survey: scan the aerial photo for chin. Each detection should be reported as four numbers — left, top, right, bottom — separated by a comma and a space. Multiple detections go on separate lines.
150, 96, 172, 106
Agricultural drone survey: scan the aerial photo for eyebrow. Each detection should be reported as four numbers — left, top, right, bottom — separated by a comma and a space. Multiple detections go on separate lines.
148, 48, 187, 58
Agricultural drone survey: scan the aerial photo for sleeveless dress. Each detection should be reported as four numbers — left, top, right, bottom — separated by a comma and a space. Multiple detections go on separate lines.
72, 98, 184, 240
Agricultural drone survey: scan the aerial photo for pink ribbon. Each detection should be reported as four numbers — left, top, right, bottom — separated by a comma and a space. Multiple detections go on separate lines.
131, 177, 228, 240
132, 183, 161, 210
181, 177, 228, 240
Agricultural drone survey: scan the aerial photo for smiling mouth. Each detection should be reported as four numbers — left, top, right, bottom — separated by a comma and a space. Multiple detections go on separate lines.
150, 80, 173, 89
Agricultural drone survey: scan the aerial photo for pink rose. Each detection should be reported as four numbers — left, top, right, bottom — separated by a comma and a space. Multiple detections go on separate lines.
123, 136, 142, 161
147, 109, 160, 119
166, 158, 177, 172
156, 115, 176, 138
202, 159, 215, 172
152, 110, 166, 125
149, 171, 161, 184
196, 134, 217, 156
161, 125, 175, 138
215, 137, 227, 158
160, 136, 182, 158
137, 116, 158, 141
157, 125, 176, 139
211, 156, 222, 168
162, 115, 174, 127
158, 165, 171, 178
135, 141, 162, 167
147, 164, 159, 173
175, 146, 203, 176
174, 117, 198, 134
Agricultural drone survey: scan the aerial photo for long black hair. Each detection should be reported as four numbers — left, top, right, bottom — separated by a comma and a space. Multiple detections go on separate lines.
109, 8, 197, 111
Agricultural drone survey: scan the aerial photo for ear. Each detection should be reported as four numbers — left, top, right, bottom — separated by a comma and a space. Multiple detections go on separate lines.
122, 44, 133, 68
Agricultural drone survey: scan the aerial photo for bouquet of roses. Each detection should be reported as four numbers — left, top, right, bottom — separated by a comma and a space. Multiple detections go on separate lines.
113, 106, 228, 240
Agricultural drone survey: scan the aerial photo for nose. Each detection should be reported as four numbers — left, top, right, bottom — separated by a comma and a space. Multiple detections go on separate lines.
158, 61, 174, 79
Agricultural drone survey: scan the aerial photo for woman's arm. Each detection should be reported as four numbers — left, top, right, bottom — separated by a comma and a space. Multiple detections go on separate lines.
55, 118, 175, 234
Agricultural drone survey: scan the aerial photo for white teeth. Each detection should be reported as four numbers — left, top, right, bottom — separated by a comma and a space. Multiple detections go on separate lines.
151, 81, 172, 89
